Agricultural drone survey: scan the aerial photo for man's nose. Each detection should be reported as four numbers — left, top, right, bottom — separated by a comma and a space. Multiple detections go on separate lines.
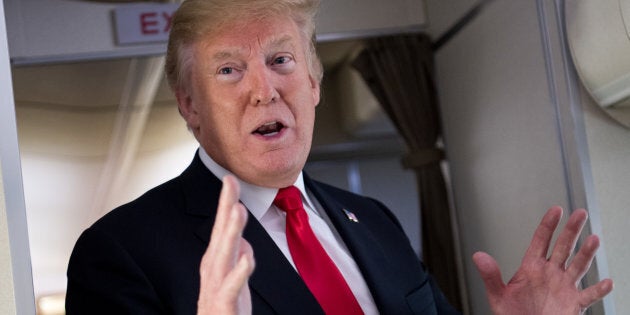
248, 66, 278, 106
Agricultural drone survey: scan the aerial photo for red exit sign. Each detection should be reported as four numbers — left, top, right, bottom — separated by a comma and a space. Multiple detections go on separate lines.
114, 4, 179, 45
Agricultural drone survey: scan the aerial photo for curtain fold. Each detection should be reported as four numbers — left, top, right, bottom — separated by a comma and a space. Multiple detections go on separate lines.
352, 33, 462, 310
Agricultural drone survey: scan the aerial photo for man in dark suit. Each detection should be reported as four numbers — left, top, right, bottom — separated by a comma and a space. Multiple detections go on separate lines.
66, 151, 457, 314
66, 0, 613, 314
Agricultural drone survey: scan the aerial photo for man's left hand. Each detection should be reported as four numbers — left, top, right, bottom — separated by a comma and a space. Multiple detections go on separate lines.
473, 206, 613, 315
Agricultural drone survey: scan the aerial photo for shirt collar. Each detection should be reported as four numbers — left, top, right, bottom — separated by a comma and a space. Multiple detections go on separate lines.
197, 148, 316, 221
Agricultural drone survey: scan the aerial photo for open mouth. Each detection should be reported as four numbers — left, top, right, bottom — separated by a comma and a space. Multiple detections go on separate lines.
253, 121, 285, 137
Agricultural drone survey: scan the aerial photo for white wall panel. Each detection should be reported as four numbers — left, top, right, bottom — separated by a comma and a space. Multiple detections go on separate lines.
1, 0, 35, 312
581, 89, 630, 313
0, 168, 17, 315
318, 0, 426, 37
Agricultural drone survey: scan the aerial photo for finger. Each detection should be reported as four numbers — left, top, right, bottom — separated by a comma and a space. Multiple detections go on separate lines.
218, 239, 256, 304
207, 176, 241, 257
472, 251, 505, 299
201, 176, 244, 277
522, 206, 563, 263
549, 209, 588, 267
211, 175, 241, 243
198, 217, 252, 315
236, 239, 254, 315
238, 236, 254, 259
567, 234, 599, 283
578, 279, 613, 310
209, 203, 248, 277
224, 204, 249, 263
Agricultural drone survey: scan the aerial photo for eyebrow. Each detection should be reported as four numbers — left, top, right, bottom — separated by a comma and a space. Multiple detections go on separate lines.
266, 35, 294, 51
212, 50, 240, 62
210, 35, 296, 62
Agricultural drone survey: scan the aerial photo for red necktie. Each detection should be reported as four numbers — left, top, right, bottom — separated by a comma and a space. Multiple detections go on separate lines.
274, 186, 364, 315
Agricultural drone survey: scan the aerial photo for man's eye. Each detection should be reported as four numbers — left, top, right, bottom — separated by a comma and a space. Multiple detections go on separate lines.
218, 67, 234, 75
273, 56, 292, 65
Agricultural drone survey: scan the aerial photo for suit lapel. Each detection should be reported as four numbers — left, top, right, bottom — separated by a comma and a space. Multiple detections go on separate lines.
243, 217, 324, 315
182, 154, 323, 315
305, 174, 409, 315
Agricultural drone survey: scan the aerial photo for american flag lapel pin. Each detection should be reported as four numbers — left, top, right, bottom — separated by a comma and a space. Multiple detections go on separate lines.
343, 209, 359, 223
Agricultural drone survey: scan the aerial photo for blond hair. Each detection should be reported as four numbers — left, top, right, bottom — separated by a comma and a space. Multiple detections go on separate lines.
165, 0, 323, 92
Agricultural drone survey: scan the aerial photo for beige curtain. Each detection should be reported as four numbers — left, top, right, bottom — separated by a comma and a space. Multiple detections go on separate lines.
352, 33, 462, 310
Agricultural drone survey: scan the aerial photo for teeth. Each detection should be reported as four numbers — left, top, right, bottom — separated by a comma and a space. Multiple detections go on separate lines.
255, 121, 282, 136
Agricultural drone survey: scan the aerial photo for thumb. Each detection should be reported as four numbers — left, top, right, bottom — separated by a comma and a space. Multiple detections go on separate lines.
472, 251, 505, 299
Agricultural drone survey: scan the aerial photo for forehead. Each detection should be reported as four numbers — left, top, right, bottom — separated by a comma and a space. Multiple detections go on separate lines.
197, 15, 303, 57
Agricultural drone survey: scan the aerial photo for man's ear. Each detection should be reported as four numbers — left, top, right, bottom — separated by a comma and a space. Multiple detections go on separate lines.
310, 76, 321, 107
175, 88, 200, 130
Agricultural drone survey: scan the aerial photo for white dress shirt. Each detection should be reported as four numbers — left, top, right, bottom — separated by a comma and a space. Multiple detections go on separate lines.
198, 148, 378, 314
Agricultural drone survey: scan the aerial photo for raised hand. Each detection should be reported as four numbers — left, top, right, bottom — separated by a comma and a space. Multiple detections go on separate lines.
473, 206, 613, 315
197, 175, 255, 315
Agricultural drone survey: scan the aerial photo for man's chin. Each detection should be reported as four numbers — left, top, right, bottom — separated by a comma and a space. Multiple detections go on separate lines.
238, 161, 303, 188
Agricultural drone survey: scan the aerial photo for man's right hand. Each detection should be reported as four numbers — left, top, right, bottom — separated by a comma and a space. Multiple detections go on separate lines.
197, 175, 255, 315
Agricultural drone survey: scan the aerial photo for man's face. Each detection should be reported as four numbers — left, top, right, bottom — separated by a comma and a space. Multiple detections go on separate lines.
177, 15, 320, 188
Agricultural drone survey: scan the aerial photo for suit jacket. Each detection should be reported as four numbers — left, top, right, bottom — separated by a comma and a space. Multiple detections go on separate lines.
66, 153, 460, 315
